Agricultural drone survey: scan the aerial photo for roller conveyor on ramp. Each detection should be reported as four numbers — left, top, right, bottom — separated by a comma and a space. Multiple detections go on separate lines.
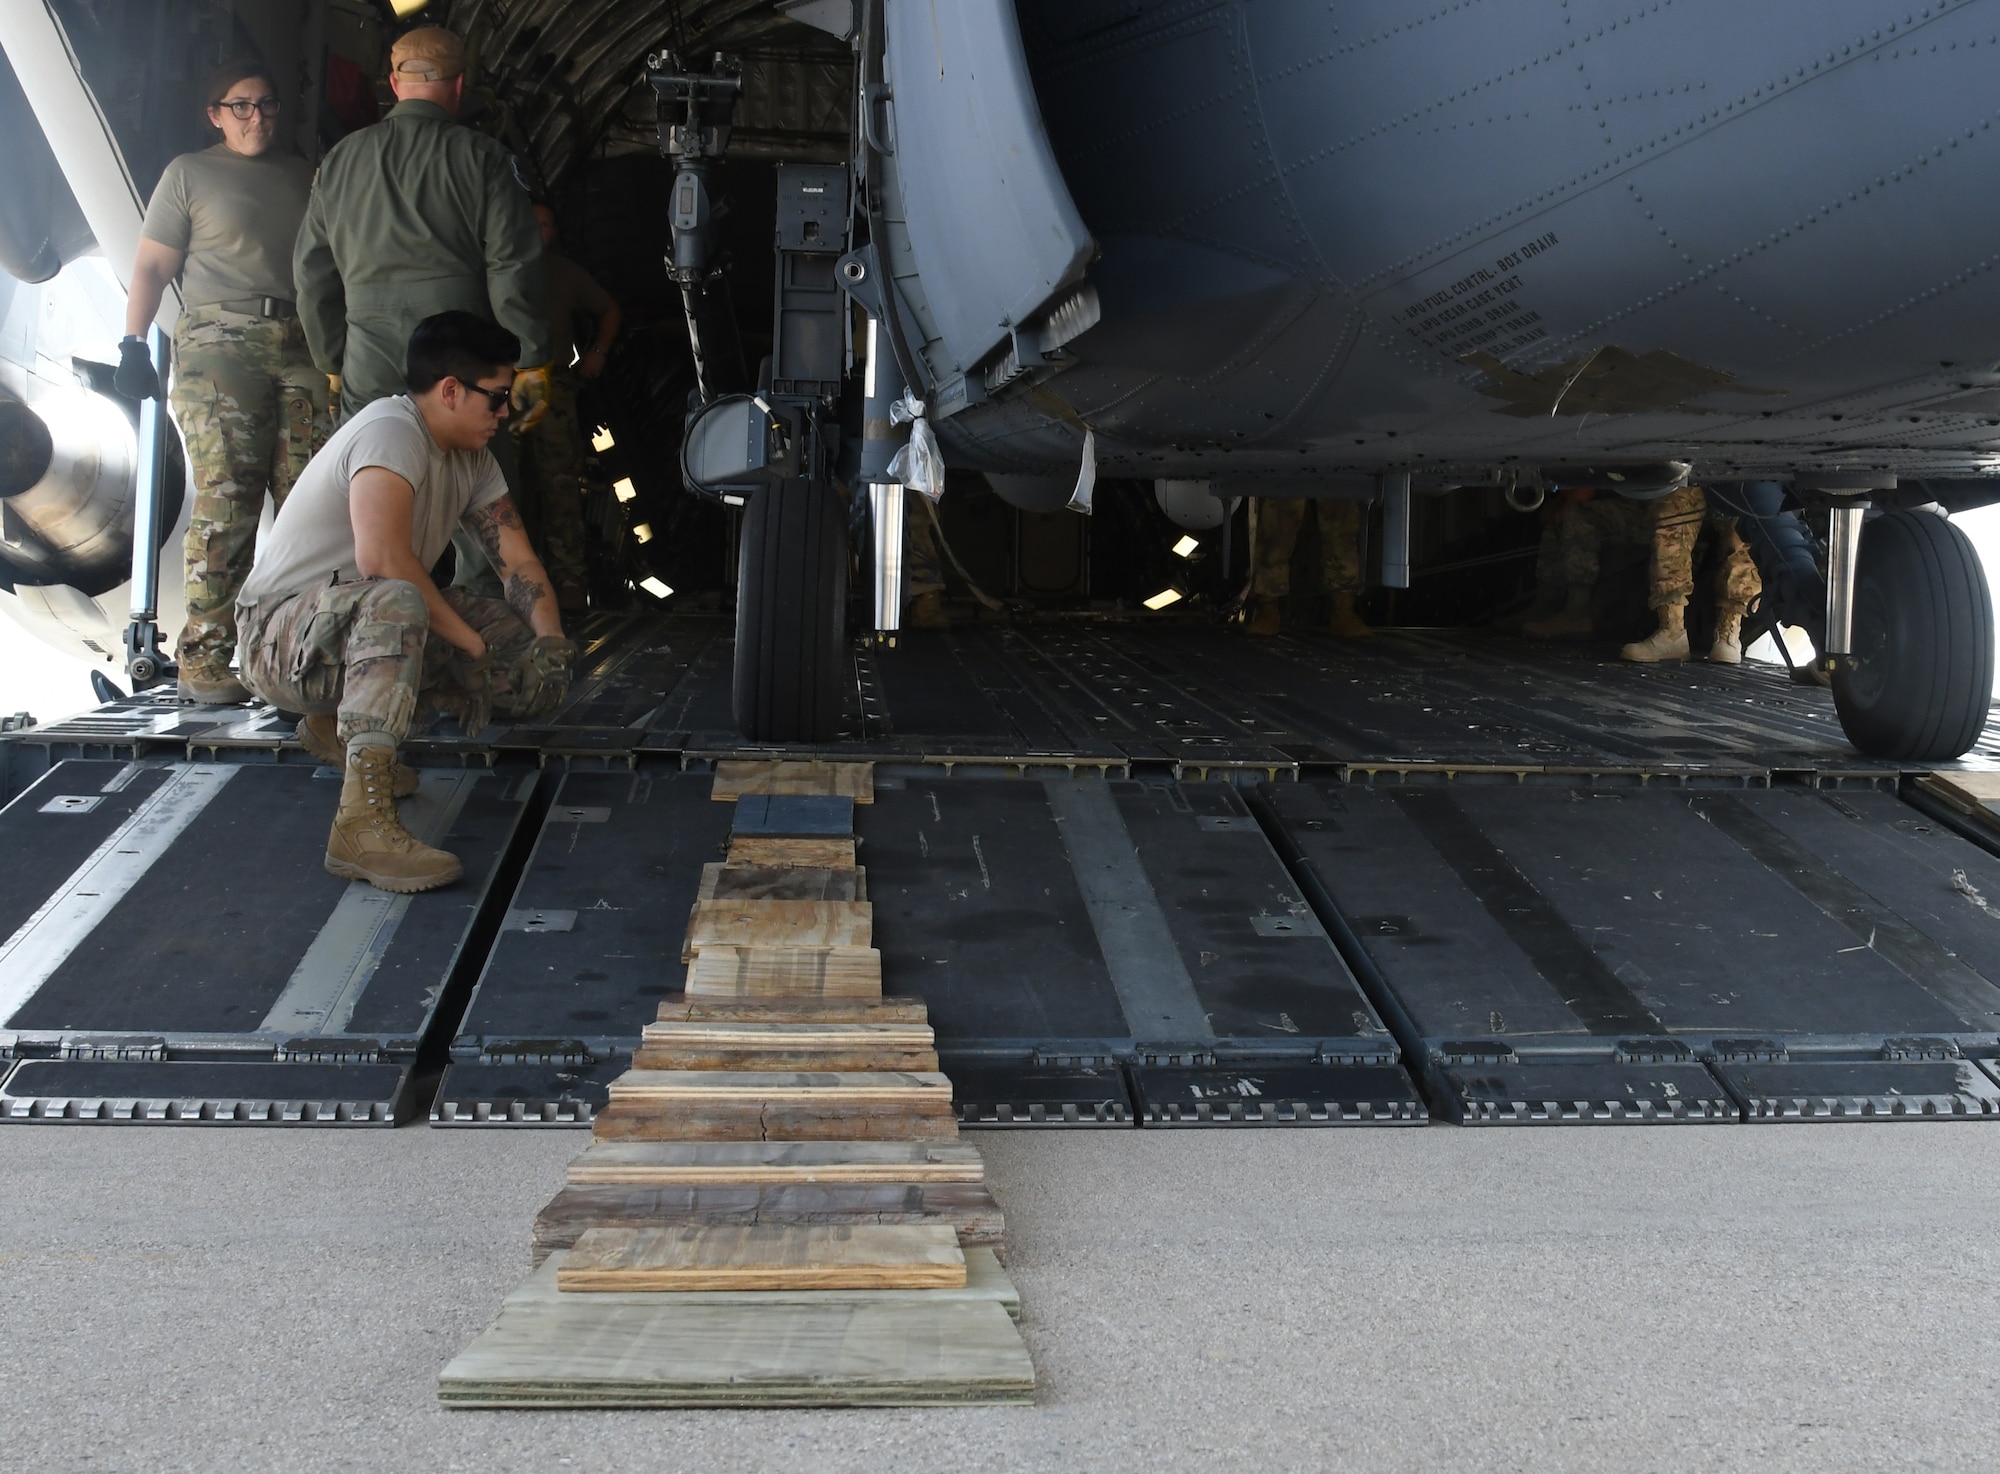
5, 617, 2000, 1129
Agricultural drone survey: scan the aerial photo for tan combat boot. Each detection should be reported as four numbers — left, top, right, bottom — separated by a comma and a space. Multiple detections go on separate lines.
1327, 591, 1373, 637
908, 591, 952, 630
325, 744, 462, 893
177, 663, 251, 704
1709, 608, 1745, 665
1522, 585, 1594, 640
1621, 603, 1691, 663
1245, 597, 1283, 636
296, 714, 419, 797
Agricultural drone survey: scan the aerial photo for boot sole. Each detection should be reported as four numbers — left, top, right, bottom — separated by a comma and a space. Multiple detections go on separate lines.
324, 854, 463, 893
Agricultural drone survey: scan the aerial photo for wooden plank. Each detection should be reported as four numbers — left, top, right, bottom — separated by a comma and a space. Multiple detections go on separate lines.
594, 1070, 957, 1144
510, 1245, 1017, 1315
438, 1296, 1034, 1408
694, 863, 864, 902
635, 1021, 938, 1072
1917, 772, 2000, 836
609, 1070, 950, 1102
683, 945, 882, 998
655, 993, 924, 1024
531, 1182, 1004, 1262
590, 1098, 960, 1142
713, 760, 875, 804
682, 900, 872, 962
558, 1223, 966, 1293
564, 1140, 985, 1187
725, 836, 857, 870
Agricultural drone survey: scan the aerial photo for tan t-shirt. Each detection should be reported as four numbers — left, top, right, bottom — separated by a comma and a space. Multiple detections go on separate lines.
140, 144, 313, 309
543, 251, 615, 365
238, 396, 507, 608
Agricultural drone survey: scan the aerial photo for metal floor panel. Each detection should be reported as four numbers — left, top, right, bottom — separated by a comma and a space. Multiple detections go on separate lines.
1261, 776, 2000, 1123
0, 759, 532, 1125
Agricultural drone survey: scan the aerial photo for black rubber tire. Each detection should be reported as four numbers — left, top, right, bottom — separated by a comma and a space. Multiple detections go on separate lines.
1832, 509, 1994, 761
732, 480, 850, 743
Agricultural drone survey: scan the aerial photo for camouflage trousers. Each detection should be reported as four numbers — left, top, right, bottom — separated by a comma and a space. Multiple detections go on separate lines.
169, 308, 331, 672
237, 577, 539, 745
904, 492, 946, 600
1251, 497, 1364, 598
511, 364, 590, 598
1558, 485, 1760, 612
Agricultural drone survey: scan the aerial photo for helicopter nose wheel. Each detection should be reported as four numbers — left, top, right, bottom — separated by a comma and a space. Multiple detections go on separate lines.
1832, 509, 1995, 761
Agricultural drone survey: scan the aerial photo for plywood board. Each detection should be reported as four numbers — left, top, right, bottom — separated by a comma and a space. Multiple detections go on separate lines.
655, 992, 923, 1025
558, 1223, 966, 1292
713, 760, 875, 804
696, 863, 865, 903
682, 900, 872, 962
438, 1296, 1034, 1408
683, 946, 882, 998
635, 1021, 937, 1073
512, 1245, 1017, 1315
725, 836, 857, 870
608, 1070, 951, 1102
589, 1098, 961, 1143
564, 1140, 985, 1187
531, 1182, 1004, 1261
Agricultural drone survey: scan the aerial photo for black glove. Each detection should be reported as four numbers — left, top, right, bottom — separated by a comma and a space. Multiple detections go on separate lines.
114, 337, 162, 401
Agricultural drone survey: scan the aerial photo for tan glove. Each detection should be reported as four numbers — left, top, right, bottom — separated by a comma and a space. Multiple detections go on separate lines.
437, 650, 496, 737
510, 362, 554, 431
516, 635, 578, 718
327, 373, 344, 426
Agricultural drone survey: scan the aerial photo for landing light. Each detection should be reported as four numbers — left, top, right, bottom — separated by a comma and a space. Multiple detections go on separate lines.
613, 477, 637, 502
632, 522, 655, 544
638, 576, 674, 600
592, 426, 615, 452
1143, 588, 1183, 610
1171, 534, 1200, 558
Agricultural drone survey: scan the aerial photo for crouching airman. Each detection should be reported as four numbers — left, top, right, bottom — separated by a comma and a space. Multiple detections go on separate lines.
235, 311, 575, 892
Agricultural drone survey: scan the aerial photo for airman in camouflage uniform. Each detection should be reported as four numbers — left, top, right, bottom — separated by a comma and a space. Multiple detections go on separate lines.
171, 309, 330, 675
1246, 497, 1370, 636
118, 58, 327, 702
1523, 485, 1760, 661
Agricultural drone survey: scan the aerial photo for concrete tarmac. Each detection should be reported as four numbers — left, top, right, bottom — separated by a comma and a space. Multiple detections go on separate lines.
1, 1120, 1996, 1474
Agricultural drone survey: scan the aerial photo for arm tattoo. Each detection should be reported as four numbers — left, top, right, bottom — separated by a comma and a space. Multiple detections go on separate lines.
504, 570, 547, 624
462, 496, 524, 564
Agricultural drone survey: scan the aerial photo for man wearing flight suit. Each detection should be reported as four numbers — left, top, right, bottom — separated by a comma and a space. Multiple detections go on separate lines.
292, 26, 552, 427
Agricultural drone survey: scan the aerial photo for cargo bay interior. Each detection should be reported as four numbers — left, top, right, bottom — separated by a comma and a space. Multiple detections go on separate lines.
6, 0, 2000, 1142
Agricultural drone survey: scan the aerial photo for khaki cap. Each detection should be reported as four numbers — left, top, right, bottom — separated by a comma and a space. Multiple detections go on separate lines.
389, 27, 465, 82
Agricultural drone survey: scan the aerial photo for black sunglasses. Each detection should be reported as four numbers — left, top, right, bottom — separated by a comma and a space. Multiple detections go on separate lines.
216, 97, 281, 118
459, 379, 512, 413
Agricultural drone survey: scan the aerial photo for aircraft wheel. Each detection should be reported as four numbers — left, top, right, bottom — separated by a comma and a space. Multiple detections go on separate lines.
1833, 509, 1994, 761
733, 480, 849, 744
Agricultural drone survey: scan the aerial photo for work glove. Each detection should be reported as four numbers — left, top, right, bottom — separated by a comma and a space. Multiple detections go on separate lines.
510, 362, 554, 431
516, 634, 578, 719
114, 337, 162, 400
436, 650, 497, 737
327, 374, 344, 427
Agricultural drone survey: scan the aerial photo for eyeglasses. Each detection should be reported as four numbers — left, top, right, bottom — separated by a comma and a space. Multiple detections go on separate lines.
460, 380, 513, 413
215, 97, 281, 119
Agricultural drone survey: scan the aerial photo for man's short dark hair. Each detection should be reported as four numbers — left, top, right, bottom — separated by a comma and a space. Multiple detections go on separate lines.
405, 312, 521, 394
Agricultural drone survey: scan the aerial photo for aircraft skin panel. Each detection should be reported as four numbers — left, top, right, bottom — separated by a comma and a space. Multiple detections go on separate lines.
882, 0, 1094, 380
898, 0, 2000, 484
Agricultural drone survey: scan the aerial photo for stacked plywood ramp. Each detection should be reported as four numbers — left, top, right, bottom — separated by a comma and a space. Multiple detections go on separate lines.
440, 760, 1035, 1408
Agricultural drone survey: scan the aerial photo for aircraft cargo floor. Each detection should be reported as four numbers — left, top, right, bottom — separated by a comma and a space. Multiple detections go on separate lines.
4, 614, 2000, 1129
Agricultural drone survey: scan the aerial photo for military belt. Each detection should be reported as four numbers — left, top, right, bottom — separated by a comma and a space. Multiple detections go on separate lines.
210, 296, 297, 320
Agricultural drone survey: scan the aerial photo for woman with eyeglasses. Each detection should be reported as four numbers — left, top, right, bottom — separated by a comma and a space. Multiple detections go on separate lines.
116, 58, 331, 704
